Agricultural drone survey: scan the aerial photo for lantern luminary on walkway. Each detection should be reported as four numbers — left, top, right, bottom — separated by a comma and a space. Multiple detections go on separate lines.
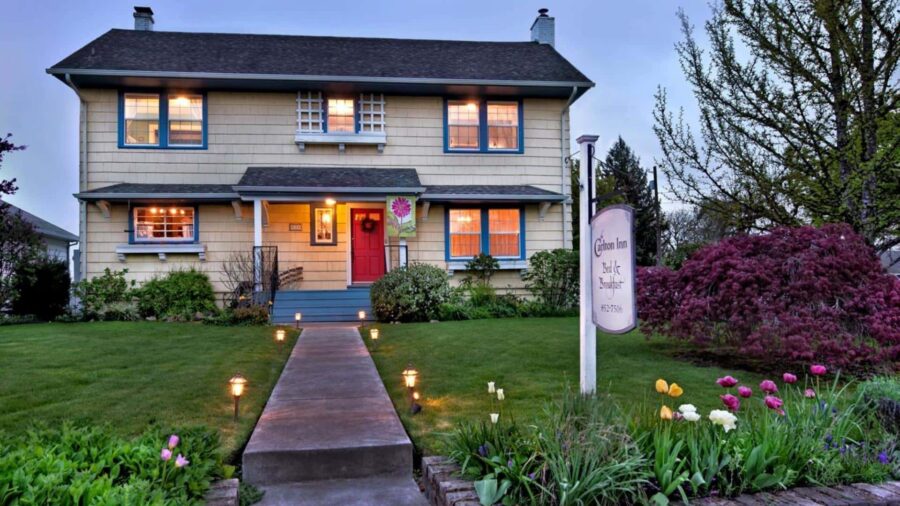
229, 374, 247, 421
402, 363, 421, 415
294, 312, 302, 329
275, 329, 286, 350
370, 328, 379, 349
358, 310, 367, 329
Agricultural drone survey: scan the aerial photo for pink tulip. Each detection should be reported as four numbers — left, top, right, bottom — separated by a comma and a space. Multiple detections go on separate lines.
737, 386, 753, 398
716, 376, 739, 388
175, 454, 189, 468
160, 448, 172, 461
167, 434, 179, 450
764, 395, 785, 415
720, 394, 740, 412
782, 373, 797, 384
804, 388, 816, 398
760, 380, 778, 394
810, 364, 827, 376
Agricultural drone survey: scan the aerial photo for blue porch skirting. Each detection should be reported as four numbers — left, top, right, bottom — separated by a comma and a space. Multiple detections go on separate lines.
271, 287, 372, 323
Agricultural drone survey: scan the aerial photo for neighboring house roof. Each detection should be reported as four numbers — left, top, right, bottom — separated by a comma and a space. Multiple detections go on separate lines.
76, 183, 238, 201
235, 167, 425, 194
421, 185, 565, 202
47, 30, 593, 99
882, 250, 900, 274
5, 203, 79, 242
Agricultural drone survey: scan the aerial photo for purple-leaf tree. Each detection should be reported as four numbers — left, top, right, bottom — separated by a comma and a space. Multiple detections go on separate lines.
638, 224, 900, 374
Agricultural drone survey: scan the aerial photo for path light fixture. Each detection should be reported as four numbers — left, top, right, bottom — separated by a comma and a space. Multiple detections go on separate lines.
402, 363, 421, 415
369, 328, 379, 350
229, 374, 247, 421
358, 310, 366, 329
274, 329, 286, 350
294, 312, 302, 329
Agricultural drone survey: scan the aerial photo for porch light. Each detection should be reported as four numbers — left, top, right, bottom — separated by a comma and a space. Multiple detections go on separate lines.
325, 198, 336, 206
229, 374, 247, 421
294, 312, 302, 329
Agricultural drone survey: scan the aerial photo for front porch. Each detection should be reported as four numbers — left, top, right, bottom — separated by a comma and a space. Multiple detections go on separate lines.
270, 286, 372, 323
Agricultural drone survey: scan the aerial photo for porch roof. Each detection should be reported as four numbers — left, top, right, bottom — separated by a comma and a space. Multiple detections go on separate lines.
75, 183, 239, 202
235, 167, 425, 197
420, 185, 566, 203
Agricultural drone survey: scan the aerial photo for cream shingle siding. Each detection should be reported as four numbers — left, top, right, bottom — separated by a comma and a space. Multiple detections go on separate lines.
80, 90, 572, 294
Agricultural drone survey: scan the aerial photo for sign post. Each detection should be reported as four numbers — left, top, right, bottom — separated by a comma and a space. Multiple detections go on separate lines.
576, 135, 599, 395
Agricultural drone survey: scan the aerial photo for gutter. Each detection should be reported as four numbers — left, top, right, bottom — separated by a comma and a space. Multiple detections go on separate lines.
64, 73, 88, 285
561, 85, 578, 248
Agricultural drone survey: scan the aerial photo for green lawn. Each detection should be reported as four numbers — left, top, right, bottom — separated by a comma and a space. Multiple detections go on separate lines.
0, 322, 297, 461
368, 317, 769, 454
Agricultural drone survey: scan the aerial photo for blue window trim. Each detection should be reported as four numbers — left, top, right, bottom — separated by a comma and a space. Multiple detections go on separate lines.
322, 94, 359, 134
128, 203, 200, 245
118, 90, 208, 149
443, 98, 524, 154
444, 205, 526, 261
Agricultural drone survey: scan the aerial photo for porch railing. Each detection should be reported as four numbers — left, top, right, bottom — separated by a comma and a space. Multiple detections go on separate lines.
384, 243, 409, 273
252, 245, 279, 308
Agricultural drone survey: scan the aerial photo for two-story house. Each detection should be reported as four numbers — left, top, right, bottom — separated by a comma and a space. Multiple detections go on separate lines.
48, 7, 593, 321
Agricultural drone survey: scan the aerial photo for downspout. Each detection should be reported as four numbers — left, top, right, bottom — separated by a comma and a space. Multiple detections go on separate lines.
64, 73, 88, 283
560, 86, 578, 248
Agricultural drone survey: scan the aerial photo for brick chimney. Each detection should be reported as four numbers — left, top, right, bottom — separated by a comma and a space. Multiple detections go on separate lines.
133, 6, 154, 31
530, 8, 555, 46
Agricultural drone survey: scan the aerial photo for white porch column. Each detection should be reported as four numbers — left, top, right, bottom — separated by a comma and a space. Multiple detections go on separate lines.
253, 199, 263, 291
577, 134, 599, 395
399, 238, 408, 267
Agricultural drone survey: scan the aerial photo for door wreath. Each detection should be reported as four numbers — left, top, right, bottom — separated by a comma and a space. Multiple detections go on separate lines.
360, 217, 377, 232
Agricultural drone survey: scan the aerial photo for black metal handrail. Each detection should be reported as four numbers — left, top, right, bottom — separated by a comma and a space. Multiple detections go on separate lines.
252, 245, 279, 309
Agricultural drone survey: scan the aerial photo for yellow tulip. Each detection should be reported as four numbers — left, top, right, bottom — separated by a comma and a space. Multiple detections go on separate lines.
660, 405, 673, 420
668, 383, 684, 398
655, 379, 669, 394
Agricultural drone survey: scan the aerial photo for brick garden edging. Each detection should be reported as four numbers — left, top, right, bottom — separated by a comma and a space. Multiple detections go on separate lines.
204, 478, 239, 506
423, 455, 900, 506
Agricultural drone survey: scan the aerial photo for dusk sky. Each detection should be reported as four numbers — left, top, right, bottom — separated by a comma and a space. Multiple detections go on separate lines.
0, 0, 712, 234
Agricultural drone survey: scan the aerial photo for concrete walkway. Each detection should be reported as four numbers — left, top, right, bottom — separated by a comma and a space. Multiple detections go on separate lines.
243, 325, 426, 506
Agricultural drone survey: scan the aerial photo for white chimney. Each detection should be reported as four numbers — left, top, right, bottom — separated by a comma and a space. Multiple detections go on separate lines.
134, 6, 154, 31
530, 8, 555, 47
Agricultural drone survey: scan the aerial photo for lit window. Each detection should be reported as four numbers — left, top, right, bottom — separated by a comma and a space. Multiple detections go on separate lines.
134, 207, 195, 242
447, 101, 480, 149
449, 209, 481, 258
488, 209, 520, 257
124, 94, 160, 145
327, 98, 355, 133
487, 102, 519, 150
168, 95, 203, 145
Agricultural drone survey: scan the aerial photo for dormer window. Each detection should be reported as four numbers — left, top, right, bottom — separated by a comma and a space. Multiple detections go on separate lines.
295, 92, 387, 152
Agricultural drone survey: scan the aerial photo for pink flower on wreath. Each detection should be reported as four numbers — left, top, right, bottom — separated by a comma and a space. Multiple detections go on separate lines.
783, 373, 798, 384
391, 198, 412, 220
716, 376, 739, 388
737, 386, 753, 398
804, 388, 816, 398
764, 395, 785, 415
760, 380, 778, 394
160, 448, 172, 461
810, 364, 827, 376
720, 394, 740, 412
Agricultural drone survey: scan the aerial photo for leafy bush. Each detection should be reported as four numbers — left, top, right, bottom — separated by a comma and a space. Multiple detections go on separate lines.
523, 248, 579, 309
856, 376, 900, 436
204, 305, 270, 326
0, 423, 223, 505
370, 263, 450, 322
11, 255, 71, 321
0, 314, 36, 326
135, 268, 217, 319
637, 225, 900, 374
73, 268, 135, 320
464, 253, 500, 284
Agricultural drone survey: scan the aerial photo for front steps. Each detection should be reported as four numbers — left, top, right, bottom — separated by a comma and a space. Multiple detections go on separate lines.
271, 287, 372, 323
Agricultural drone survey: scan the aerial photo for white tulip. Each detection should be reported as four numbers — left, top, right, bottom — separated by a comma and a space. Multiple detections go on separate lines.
497, 389, 505, 401
682, 411, 701, 422
708, 409, 738, 432
490, 413, 499, 424
678, 404, 697, 414
487, 382, 496, 394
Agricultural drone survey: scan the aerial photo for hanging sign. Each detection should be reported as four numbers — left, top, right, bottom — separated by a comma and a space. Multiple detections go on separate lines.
590, 204, 637, 333
386, 196, 416, 237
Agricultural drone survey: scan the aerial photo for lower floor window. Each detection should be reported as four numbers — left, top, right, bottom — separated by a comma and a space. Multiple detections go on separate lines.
134, 206, 195, 242
448, 207, 522, 259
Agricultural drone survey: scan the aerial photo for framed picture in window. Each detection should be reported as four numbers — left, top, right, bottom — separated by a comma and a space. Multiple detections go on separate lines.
311, 205, 336, 245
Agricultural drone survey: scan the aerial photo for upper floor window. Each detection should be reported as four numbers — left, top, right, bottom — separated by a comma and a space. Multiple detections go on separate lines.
327, 98, 355, 133
297, 92, 386, 135
119, 92, 207, 149
444, 98, 523, 154
133, 206, 196, 243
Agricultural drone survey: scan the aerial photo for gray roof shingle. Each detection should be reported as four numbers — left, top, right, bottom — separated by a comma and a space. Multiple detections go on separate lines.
236, 167, 423, 192
49, 29, 592, 85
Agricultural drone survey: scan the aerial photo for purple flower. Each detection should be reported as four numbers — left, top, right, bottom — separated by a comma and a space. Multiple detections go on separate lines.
507, 459, 514, 468
175, 454, 189, 468
782, 373, 797, 384
764, 395, 784, 415
477, 444, 488, 457
804, 388, 816, 398
720, 394, 740, 412
528, 472, 536, 480
737, 386, 753, 398
160, 448, 172, 461
391, 198, 412, 219
760, 380, 778, 394
167, 434, 179, 450
878, 452, 890, 465
810, 364, 827, 376
716, 376, 739, 388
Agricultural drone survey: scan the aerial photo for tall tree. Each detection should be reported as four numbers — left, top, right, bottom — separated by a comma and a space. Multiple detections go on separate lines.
654, 1, 899, 254
0, 134, 40, 308
570, 158, 617, 250
601, 137, 662, 266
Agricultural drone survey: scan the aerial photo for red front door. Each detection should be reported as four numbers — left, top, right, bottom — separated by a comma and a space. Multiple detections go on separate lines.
351, 209, 386, 283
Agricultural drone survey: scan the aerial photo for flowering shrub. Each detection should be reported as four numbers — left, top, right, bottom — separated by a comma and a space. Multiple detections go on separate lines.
637, 224, 900, 373
0, 424, 223, 504
370, 263, 451, 322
